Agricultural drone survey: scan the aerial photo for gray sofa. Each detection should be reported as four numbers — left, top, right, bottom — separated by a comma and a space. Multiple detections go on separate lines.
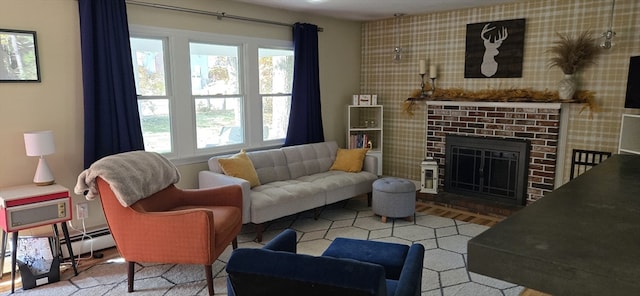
198, 141, 378, 241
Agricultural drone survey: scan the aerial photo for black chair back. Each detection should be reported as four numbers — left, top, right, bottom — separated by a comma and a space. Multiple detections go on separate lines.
570, 149, 612, 180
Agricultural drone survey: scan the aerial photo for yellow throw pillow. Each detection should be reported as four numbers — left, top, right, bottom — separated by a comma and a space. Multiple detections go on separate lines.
217, 150, 261, 188
330, 148, 369, 173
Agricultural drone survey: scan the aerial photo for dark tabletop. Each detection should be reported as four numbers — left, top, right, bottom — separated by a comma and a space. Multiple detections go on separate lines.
467, 154, 640, 296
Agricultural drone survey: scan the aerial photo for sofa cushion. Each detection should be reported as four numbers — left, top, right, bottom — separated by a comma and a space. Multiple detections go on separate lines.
330, 148, 369, 172
217, 150, 261, 188
283, 141, 338, 179
249, 180, 326, 224
296, 170, 377, 204
246, 148, 291, 184
297, 171, 376, 192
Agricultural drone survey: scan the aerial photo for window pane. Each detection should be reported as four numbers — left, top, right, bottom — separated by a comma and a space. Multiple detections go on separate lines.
260, 48, 292, 141
138, 99, 171, 153
262, 95, 290, 141
195, 97, 243, 148
259, 48, 294, 94
130, 38, 166, 96
190, 43, 239, 95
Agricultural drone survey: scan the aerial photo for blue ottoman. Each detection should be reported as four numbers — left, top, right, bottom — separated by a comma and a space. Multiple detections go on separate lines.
322, 237, 410, 280
372, 177, 416, 223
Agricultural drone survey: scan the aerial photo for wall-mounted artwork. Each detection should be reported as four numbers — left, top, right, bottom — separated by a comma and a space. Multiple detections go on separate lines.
625, 56, 640, 109
464, 19, 525, 78
0, 29, 41, 82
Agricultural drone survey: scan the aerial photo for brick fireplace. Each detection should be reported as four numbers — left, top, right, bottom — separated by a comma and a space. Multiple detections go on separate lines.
426, 101, 561, 203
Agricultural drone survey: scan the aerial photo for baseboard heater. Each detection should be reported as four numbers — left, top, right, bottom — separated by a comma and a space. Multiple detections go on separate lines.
58, 227, 115, 259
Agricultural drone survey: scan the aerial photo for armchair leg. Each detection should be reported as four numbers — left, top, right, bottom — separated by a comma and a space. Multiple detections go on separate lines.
127, 261, 135, 292
232, 237, 238, 249
205, 265, 214, 296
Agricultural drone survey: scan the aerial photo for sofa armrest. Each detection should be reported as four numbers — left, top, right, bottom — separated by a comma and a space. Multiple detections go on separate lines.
393, 243, 425, 296
262, 229, 297, 253
363, 154, 378, 175
198, 170, 252, 224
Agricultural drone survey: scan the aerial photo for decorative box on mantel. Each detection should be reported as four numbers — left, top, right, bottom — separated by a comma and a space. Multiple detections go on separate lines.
420, 157, 438, 194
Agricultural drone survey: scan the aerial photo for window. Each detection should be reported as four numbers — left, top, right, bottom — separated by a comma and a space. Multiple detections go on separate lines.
130, 37, 172, 154
130, 26, 293, 163
259, 48, 293, 141
190, 43, 243, 149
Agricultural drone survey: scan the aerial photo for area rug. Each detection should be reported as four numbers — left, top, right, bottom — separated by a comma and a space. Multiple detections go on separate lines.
2, 197, 523, 296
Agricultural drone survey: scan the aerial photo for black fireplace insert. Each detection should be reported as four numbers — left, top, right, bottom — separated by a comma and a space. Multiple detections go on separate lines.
445, 135, 529, 206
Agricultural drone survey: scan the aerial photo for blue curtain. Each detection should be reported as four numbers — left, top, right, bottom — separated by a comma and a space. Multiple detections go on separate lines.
78, 0, 144, 168
284, 23, 324, 146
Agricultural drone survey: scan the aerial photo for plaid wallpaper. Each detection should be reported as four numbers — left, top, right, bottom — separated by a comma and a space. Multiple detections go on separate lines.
360, 0, 640, 185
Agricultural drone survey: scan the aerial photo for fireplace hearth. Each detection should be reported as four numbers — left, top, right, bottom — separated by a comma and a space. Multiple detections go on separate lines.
445, 135, 529, 206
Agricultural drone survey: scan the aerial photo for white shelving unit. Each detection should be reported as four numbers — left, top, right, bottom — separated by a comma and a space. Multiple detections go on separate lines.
347, 105, 383, 175
619, 113, 640, 155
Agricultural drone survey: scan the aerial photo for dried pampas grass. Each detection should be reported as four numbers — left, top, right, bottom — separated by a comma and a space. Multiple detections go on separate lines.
548, 31, 600, 75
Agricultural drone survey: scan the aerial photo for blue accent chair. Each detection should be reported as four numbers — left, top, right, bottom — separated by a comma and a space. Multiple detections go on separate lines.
226, 229, 424, 296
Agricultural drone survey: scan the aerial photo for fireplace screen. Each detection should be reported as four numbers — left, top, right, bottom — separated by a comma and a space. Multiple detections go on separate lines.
445, 135, 529, 205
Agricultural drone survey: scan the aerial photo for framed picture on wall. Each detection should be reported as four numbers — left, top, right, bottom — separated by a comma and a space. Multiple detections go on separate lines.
464, 19, 526, 78
0, 29, 41, 82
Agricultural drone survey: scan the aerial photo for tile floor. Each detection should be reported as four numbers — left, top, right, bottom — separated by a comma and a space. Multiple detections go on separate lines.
233, 196, 524, 296
4, 195, 524, 295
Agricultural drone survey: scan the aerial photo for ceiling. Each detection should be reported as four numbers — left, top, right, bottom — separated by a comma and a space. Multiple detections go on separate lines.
231, 0, 528, 21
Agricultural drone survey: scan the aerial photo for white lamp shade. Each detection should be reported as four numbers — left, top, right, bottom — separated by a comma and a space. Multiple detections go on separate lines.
24, 130, 56, 156
24, 130, 56, 185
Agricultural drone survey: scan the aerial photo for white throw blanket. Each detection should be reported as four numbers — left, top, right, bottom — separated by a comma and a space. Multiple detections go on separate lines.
74, 151, 180, 207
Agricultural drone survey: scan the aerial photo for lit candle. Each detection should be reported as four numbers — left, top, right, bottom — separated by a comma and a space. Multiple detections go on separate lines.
419, 59, 426, 74
429, 65, 437, 78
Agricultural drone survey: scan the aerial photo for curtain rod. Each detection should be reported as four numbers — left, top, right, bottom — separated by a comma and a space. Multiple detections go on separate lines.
125, 0, 323, 32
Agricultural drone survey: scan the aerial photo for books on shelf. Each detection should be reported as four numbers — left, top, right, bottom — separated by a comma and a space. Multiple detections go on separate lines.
349, 133, 373, 149
347, 104, 383, 175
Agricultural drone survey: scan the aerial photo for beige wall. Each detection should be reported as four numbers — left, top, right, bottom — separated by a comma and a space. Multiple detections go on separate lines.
0, 0, 86, 234
0, 0, 361, 232
4, 0, 636, 234
361, 0, 640, 184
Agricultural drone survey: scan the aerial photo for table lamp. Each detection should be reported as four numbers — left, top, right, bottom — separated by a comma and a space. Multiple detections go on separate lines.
23, 130, 56, 186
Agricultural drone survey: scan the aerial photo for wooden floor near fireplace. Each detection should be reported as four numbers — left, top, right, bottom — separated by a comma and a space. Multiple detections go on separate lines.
415, 199, 505, 227
417, 191, 523, 220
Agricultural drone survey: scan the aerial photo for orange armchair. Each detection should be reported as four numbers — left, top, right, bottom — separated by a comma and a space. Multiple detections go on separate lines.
95, 177, 242, 295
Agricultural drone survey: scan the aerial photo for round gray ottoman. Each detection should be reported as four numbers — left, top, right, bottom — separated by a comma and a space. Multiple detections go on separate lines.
372, 177, 416, 223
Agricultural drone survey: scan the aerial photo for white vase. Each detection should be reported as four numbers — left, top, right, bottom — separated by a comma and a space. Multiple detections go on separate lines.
558, 74, 576, 100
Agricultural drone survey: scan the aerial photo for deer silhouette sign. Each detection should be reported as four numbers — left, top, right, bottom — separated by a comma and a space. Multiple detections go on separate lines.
480, 23, 508, 77
464, 18, 525, 78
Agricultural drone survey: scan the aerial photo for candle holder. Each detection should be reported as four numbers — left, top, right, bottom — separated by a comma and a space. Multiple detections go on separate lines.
429, 77, 436, 95
419, 74, 427, 97
419, 74, 437, 98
